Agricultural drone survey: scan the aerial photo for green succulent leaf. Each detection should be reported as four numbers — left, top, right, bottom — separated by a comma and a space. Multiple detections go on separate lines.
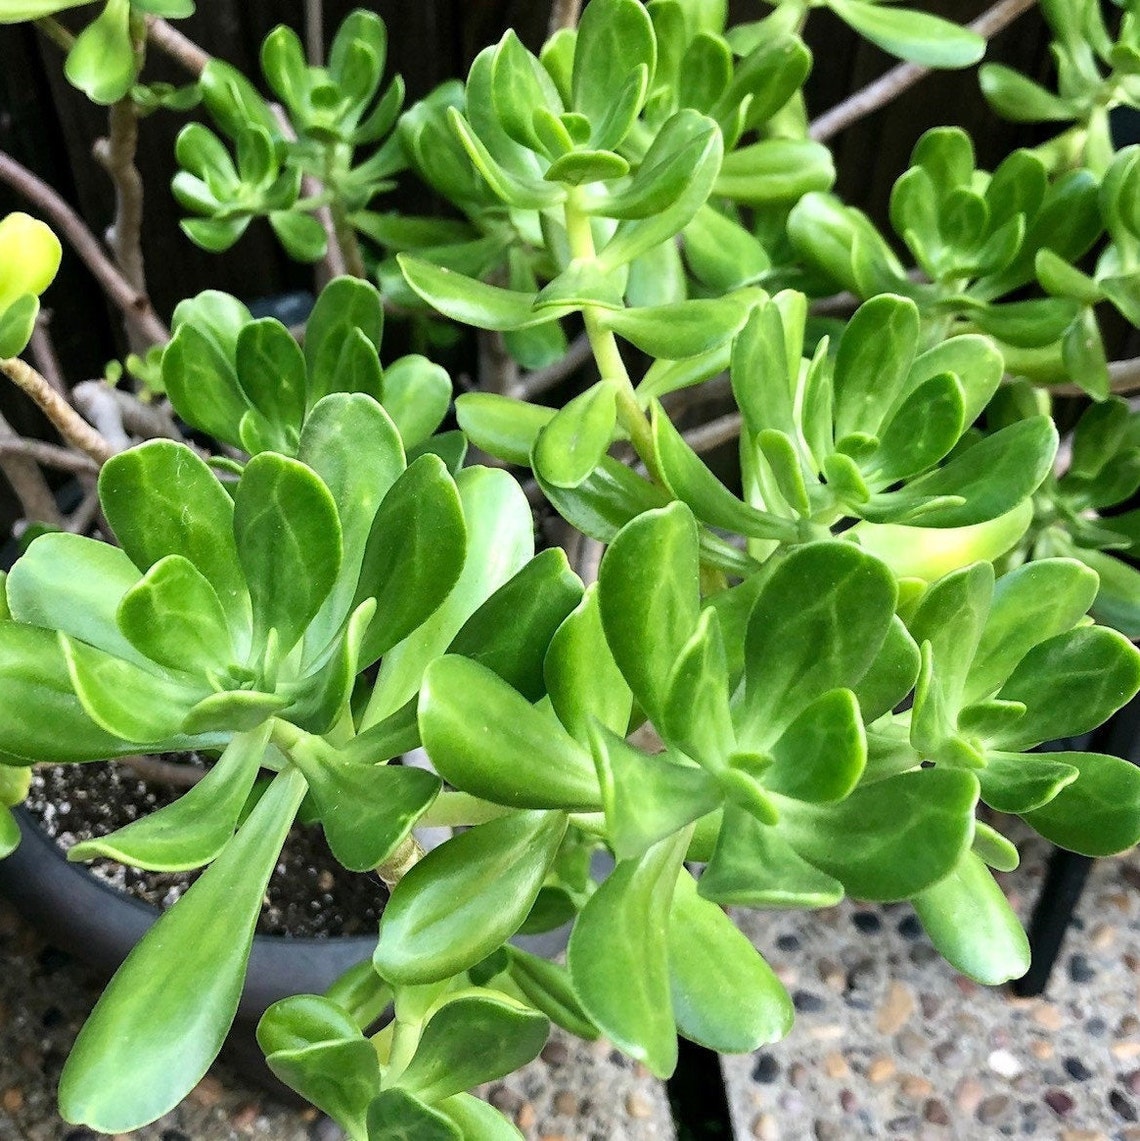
532, 381, 618, 489
775, 768, 980, 901
668, 870, 793, 1052
234, 452, 342, 657
568, 830, 688, 1078
419, 656, 600, 810
598, 503, 700, 723
367, 467, 533, 723
828, 0, 984, 67
699, 804, 844, 909
64, 0, 135, 104
366, 1090, 460, 1140
58, 768, 306, 1133
911, 851, 1030, 985
304, 277, 385, 408
355, 455, 466, 665
393, 995, 550, 1103
591, 723, 721, 860
1021, 750, 1140, 857
598, 293, 756, 360
737, 542, 897, 747
455, 393, 556, 467
571, 0, 656, 136
544, 584, 632, 740
712, 138, 835, 204
764, 688, 866, 804
259, 996, 379, 1136
374, 810, 567, 984
976, 752, 1079, 814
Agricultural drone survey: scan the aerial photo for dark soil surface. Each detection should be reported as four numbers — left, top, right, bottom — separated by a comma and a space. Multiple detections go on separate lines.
25, 759, 388, 937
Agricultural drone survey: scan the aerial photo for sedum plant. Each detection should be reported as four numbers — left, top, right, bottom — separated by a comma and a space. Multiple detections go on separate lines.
1, 1, 1140, 1138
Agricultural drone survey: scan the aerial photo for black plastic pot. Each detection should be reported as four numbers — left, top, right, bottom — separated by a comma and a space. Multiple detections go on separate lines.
0, 806, 379, 1094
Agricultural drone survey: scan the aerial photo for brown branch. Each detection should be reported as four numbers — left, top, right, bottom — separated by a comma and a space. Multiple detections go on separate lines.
809, 0, 1039, 142
65, 483, 101, 534
0, 412, 63, 526
510, 332, 594, 399
70, 381, 133, 452
145, 15, 210, 76
27, 315, 67, 396
304, 0, 324, 66
0, 358, 116, 465
549, 0, 583, 35
0, 151, 170, 348
1045, 356, 1140, 398
95, 98, 150, 351
683, 411, 742, 455
71, 380, 184, 443
0, 437, 99, 475
121, 754, 205, 789
477, 328, 519, 396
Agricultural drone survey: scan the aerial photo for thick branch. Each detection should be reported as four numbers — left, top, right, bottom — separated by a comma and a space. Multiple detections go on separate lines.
1046, 356, 1140, 398
477, 328, 519, 396
549, 0, 583, 35
810, 0, 1038, 142
95, 98, 150, 351
0, 150, 169, 348
510, 332, 593, 399
0, 411, 63, 526
0, 358, 116, 465
145, 15, 210, 75
0, 437, 99, 475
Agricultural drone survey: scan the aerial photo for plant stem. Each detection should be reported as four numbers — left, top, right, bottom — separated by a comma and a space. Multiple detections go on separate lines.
548, 0, 583, 35
809, 0, 1038, 142
0, 358, 117, 465
32, 15, 74, 51
0, 436, 98, 474
0, 409, 63, 525
375, 832, 426, 890
329, 197, 366, 278
145, 15, 210, 76
510, 331, 593, 399
563, 189, 661, 481
0, 150, 170, 348
96, 94, 151, 352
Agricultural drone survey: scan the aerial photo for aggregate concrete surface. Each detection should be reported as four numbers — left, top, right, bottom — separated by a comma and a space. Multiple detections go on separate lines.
2, 813, 1138, 1139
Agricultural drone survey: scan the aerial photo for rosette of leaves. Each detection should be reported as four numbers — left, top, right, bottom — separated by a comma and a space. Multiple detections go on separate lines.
392, 0, 832, 368
0, 211, 62, 358
787, 127, 1118, 397
173, 9, 404, 260
980, 0, 1140, 172
162, 276, 459, 464
0, 382, 588, 1130
1009, 391, 1140, 637
398, 500, 1140, 1084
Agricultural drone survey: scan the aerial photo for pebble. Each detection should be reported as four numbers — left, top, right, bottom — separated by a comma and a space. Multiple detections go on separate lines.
3, 1086, 24, 1112
752, 1053, 779, 1084
923, 1098, 951, 1125
625, 1090, 652, 1118
516, 1102, 536, 1131
1064, 1057, 1094, 1081
1115, 1042, 1140, 1061
867, 1056, 896, 1083
1128, 1069, 1140, 1096
552, 1091, 577, 1116
977, 1093, 1011, 1124
876, 981, 915, 1034
1045, 1090, 1076, 1117
189, 1075, 225, 1108
1068, 953, 1096, 983
823, 1051, 849, 1079
851, 910, 882, 933
793, 990, 826, 1013
1059, 1132, 1109, 1141
897, 913, 923, 940
814, 1123, 842, 1141
817, 957, 846, 991
955, 1076, 984, 1114
1090, 922, 1115, 949
1112, 1090, 1139, 1121
900, 1074, 934, 1099
488, 1086, 522, 1115
988, 1048, 1023, 1078
775, 933, 800, 952
540, 1039, 569, 1066
1032, 1004, 1064, 1030
1029, 1038, 1054, 1061
895, 1029, 926, 1060
751, 1113, 778, 1140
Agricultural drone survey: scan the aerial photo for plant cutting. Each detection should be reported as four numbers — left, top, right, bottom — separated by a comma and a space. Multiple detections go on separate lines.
1, 0, 1140, 1138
